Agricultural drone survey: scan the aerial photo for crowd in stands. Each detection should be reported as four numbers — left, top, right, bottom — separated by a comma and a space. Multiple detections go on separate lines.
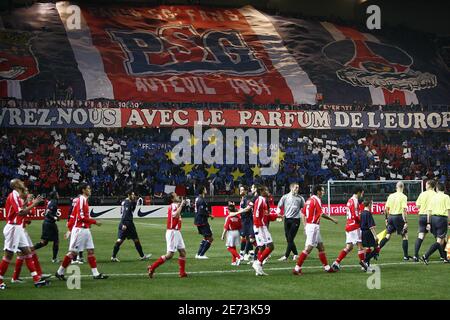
0, 127, 448, 206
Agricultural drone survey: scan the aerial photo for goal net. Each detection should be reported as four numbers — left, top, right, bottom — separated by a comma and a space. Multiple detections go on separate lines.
325, 180, 423, 215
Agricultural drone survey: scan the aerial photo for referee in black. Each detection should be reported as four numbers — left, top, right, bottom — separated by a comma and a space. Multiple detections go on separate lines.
111, 190, 152, 262
276, 183, 305, 261
34, 190, 60, 262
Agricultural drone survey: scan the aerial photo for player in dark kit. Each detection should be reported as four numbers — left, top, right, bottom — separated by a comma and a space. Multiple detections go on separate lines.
360, 199, 380, 266
33, 191, 60, 263
195, 186, 214, 259
111, 190, 152, 262
238, 185, 255, 261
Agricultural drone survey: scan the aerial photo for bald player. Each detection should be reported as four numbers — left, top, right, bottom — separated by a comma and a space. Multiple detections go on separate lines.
420, 182, 450, 264
379, 181, 412, 261
413, 180, 436, 262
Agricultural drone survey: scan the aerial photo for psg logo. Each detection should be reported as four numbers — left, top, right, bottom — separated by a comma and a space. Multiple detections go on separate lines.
322, 39, 437, 92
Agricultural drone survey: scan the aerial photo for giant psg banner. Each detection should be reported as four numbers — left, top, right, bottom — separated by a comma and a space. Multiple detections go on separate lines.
1, 107, 448, 130
0, 3, 449, 105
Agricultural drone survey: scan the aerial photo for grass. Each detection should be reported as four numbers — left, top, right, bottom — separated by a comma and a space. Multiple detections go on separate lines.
0, 215, 449, 300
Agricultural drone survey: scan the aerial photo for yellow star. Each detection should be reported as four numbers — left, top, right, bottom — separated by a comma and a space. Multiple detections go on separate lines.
189, 135, 199, 146
205, 165, 219, 177
251, 165, 261, 177
231, 168, 245, 181
249, 144, 260, 155
235, 137, 244, 148
165, 150, 176, 160
208, 135, 217, 145
272, 149, 286, 165
182, 163, 195, 175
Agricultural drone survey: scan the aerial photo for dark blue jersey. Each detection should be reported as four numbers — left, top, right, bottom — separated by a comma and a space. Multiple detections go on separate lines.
240, 196, 253, 224
194, 196, 209, 226
360, 210, 376, 231
44, 199, 58, 223
120, 198, 136, 224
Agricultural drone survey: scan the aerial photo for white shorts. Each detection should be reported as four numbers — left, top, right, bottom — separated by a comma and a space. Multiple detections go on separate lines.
3, 224, 29, 252
253, 226, 273, 246
69, 227, 94, 252
346, 229, 362, 244
305, 223, 322, 247
16, 229, 34, 253
226, 230, 241, 248
166, 229, 185, 253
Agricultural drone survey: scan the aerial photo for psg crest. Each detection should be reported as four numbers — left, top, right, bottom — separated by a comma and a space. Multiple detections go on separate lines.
323, 39, 437, 92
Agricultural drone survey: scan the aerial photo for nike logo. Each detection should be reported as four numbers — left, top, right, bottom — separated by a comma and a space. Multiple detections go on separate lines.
137, 207, 163, 217
90, 208, 116, 217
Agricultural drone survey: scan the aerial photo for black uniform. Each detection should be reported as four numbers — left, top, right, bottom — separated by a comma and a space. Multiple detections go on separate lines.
118, 198, 139, 240
239, 196, 254, 237
194, 195, 212, 237
41, 199, 59, 241
360, 209, 377, 247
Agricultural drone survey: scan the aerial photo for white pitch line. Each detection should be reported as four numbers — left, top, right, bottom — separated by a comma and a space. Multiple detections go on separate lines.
18, 261, 442, 280
97, 220, 164, 228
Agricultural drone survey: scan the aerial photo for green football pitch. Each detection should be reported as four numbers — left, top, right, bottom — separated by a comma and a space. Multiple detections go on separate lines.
0, 215, 449, 300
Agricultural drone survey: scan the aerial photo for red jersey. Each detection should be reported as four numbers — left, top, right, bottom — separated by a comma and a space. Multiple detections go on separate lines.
303, 195, 323, 224
167, 203, 182, 230
5, 190, 25, 225
72, 195, 96, 228
22, 201, 35, 228
253, 196, 268, 227
224, 214, 242, 231
345, 196, 361, 232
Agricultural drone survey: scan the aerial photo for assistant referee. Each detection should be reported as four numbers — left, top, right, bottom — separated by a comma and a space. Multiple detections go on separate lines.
276, 183, 305, 261
421, 182, 450, 264
379, 181, 412, 261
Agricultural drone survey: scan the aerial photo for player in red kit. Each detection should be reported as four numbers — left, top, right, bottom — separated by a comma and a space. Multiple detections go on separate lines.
293, 185, 338, 275
55, 183, 108, 280
148, 192, 187, 278
221, 202, 243, 266
332, 187, 369, 271
12, 190, 51, 283
0, 179, 49, 289
252, 186, 281, 276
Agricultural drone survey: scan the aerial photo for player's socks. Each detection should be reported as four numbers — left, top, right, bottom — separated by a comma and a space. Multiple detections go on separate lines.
150, 256, 167, 271
424, 242, 441, 259
52, 243, 59, 260
0, 257, 11, 284
31, 251, 42, 276
13, 256, 24, 280
200, 240, 212, 256
379, 238, 389, 249
240, 238, 247, 252
87, 254, 99, 276
357, 250, 366, 262
402, 240, 409, 257
227, 247, 240, 262
414, 238, 423, 258
336, 248, 349, 263
178, 257, 186, 275
197, 239, 207, 256
437, 243, 446, 259
134, 241, 145, 257
318, 251, 329, 267
258, 247, 272, 263
244, 241, 253, 254
24, 254, 40, 282
33, 242, 45, 250
112, 242, 121, 258
296, 250, 309, 267
58, 254, 73, 275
